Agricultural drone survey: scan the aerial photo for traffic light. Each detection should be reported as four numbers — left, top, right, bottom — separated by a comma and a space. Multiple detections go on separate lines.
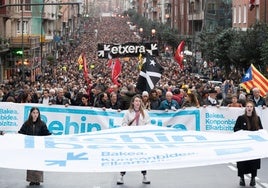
16, 50, 23, 55
12, 49, 23, 56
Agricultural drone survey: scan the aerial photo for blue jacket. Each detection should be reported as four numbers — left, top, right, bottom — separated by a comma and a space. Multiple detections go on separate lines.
158, 99, 180, 110
252, 97, 266, 107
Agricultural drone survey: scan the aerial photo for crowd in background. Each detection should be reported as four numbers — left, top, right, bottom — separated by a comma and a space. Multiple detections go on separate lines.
0, 16, 267, 110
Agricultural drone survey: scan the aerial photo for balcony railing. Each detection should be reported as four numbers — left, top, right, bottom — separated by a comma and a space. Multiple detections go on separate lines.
9, 35, 40, 49
0, 38, 9, 52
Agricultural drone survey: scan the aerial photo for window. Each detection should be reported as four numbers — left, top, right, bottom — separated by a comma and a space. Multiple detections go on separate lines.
19, 0, 31, 11
25, 0, 31, 11
256, 5, 260, 20
17, 20, 28, 34
243, 5, 247, 23
233, 7, 236, 24
19, 0, 23, 11
238, 6, 241, 23
207, 3, 216, 14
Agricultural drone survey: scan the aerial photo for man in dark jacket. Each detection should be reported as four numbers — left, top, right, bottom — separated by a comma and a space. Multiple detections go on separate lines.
120, 84, 136, 110
251, 87, 266, 108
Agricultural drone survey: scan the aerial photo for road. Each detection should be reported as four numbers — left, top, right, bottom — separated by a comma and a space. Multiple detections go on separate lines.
0, 158, 268, 188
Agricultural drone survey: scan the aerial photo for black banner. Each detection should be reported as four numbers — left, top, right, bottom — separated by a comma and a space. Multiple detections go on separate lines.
97, 42, 158, 59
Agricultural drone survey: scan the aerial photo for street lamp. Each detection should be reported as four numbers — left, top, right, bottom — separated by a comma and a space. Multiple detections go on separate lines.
165, 3, 171, 27
21, 4, 25, 82
190, 0, 194, 52
151, 29, 156, 42
139, 27, 143, 42
151, 29, 156, 36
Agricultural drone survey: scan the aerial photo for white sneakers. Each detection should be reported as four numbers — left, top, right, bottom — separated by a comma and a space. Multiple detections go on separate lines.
117, 175, 150, 185
116, 176, 124, 185
142, 175, 151, 184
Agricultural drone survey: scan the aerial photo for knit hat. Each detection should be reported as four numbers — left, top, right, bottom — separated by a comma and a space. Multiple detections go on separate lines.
142, 91, 149, 97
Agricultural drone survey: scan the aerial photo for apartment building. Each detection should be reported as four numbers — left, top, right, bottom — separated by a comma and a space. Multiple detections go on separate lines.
233, 0, 268, 30
134, 0, 232, 38
0, 0, 81, 83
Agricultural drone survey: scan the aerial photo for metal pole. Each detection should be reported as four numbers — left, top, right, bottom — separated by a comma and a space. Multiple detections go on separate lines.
21, 4, 25, 82
265, 0, 267, 23
191, 2, 194, 52
190, 0, 195, 64
40, 4, 44, 76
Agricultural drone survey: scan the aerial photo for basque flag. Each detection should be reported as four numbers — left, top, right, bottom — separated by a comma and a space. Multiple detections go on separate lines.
240, 64, 268, 96
136, 53, 164, 93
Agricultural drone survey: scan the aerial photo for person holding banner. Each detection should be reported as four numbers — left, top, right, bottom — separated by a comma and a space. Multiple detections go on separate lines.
158, 91, 180, 111
117, 94, 151, 185
204, 89, 220, 107
18, 107, 51, 186
233, 101, 263, 186
227, 94, 243, 108
251, 87, 266, 108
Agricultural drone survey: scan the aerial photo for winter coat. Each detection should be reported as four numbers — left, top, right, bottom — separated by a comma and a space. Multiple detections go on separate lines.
234, 115, 263, 176
18, 120, 51, 136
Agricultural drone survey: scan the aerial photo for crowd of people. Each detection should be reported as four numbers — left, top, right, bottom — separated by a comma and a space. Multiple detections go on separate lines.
0, 15, 266, 187
1, 16, 266, 110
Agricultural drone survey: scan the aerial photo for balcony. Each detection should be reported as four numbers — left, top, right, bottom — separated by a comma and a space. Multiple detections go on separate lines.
9, 35, 40, 49
188, 11, 204, 21
0, 38, 9, 53
42, 12, 57, 21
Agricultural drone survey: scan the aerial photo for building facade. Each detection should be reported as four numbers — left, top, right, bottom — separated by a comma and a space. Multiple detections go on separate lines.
0, 0, 82, 83
233, 0, 268, 30
133, 0, 232, 39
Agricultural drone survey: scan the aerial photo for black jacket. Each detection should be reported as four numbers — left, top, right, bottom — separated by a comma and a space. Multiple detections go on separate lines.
18, 121, 51, 136
233, 115, 263, 176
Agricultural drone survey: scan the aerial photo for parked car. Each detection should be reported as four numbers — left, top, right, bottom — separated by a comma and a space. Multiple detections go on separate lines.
208, 80, 223, 86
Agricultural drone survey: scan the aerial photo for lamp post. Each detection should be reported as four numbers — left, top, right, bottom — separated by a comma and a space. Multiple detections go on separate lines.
165, 3, 171, 27
151, 28, 156, 42
190, 0, 194, 52
40, 4, 44, 76
165, 13, 170, 26
265, 0, 267, 23
21, 4, 25, 82
151, 29, 156, 36
139, 27, 143, 42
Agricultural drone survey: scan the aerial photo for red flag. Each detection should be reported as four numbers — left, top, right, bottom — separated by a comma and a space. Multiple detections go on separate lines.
240, 64, 268, 96
80, 53, 90, 84
174, 41, 185, 69
249, 0, 255, 11
108, 58, 122, 85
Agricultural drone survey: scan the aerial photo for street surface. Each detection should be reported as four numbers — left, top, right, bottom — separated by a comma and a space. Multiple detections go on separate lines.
0, 158, 268, 188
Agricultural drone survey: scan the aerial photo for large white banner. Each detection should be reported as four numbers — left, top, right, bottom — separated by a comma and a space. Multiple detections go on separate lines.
0, 126, 268, 172
1, 103, 268, 134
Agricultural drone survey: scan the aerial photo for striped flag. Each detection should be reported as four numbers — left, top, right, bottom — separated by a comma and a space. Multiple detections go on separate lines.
77, 54, 83, 65
138, 53, 143, 70
136, 53, 164, 92
78, 53, 90, 84
240, 64, 268, 96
